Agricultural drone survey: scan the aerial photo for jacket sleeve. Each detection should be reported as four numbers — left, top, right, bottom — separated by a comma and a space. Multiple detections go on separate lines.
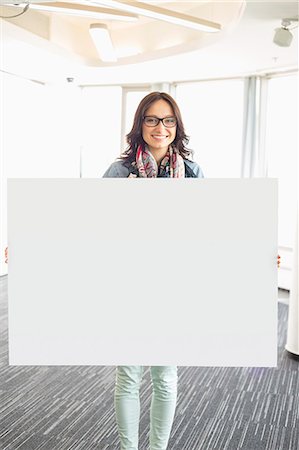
194, 163, 204, 178
102, 161, 129, 178
186, 160, 204, 178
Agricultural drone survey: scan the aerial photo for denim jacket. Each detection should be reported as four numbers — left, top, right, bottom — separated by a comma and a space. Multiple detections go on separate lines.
103, 158, 204, 178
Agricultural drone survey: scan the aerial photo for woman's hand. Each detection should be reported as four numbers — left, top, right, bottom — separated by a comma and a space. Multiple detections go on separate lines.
277, 254, 281, 268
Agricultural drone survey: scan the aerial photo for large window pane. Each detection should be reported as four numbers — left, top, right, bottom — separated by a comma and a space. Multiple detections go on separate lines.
176, 80, 244, 177
266, 74, 298, 248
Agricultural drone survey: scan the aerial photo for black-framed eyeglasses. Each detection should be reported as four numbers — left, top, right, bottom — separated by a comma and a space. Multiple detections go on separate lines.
143, 116, 177, 128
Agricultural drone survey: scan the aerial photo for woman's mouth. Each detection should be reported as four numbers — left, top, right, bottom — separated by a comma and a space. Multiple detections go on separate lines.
151, 135, 168, 140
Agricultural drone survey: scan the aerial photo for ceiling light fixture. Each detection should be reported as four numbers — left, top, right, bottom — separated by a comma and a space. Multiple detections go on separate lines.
89, 23, 117, 62
3, 2, 138, 21
90, 0, 221, 32
273, 17, 298, 47
115, 46, 142, 58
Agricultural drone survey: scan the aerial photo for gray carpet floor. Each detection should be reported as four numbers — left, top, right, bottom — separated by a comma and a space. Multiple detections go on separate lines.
0, 275, 298, 450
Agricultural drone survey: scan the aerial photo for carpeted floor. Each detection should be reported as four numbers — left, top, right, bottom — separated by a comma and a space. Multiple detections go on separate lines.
0, 275, 298, 450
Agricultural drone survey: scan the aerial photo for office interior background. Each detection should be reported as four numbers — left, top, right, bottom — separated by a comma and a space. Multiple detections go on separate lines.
0, 0, 298, 449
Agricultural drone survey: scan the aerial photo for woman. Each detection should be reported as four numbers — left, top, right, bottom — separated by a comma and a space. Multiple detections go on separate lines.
103, 92, 204, 450
103, 91, 204, 180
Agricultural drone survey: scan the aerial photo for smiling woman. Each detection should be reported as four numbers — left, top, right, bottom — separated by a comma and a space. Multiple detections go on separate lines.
103, 91, 204, 178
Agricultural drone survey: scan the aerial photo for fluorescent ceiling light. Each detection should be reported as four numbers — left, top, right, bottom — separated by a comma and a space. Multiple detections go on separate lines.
4, 2, 138, 21
90, 0, 221, 32
115, 46, 141, 58
89, 23, 117, 62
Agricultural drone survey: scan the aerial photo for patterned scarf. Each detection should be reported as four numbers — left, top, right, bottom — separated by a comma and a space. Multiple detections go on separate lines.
135, 144, 185, 178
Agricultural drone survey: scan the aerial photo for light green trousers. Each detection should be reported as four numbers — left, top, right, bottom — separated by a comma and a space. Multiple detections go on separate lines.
114, 366, 178, 450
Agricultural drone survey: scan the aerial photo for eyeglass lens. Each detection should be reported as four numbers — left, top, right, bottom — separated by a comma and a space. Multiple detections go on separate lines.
144, 116, 177, 127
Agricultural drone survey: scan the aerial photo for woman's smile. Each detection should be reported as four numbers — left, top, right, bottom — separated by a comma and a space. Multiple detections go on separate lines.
151, 134, 169, 140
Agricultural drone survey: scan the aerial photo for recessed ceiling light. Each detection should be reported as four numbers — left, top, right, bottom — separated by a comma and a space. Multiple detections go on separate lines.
89, 23, 117, 62
115, 46, 142, 58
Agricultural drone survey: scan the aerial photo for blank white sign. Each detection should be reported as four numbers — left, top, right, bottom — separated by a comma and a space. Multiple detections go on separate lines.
8, 179, 277, 366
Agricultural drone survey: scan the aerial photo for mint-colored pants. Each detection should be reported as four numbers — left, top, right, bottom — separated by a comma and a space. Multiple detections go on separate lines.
114, 366, 178, 450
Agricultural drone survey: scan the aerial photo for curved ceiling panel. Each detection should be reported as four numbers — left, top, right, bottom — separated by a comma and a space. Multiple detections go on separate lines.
1, 0, 247, 66
87, 1, 247, 66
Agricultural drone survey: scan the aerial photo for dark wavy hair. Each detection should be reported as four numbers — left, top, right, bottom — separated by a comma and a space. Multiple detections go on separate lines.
118, 91, 193, 162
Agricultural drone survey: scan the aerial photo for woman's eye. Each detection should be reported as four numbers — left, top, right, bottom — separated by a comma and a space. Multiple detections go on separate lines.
145, 118, 157, 125
165, 118, 176, 125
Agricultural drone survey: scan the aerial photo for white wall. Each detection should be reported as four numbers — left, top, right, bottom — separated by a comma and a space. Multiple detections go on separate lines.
0, 72, 81, 275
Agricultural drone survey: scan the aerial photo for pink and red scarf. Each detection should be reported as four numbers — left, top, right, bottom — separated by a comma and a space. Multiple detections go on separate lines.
135, 144, 185, 178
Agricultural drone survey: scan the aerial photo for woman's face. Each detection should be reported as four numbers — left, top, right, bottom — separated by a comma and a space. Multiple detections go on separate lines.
142, 99, 177, 154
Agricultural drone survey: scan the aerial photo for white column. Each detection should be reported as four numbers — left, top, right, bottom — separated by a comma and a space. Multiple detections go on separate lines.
285, 205, 299, 356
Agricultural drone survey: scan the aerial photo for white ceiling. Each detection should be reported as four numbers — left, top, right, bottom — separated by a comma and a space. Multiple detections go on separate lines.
1, 1, 246, 63
1, 1, 298, 85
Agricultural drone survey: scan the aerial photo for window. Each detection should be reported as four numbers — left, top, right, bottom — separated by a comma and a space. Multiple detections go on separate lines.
176, 80, 244, 177
265, 74, 298, 248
